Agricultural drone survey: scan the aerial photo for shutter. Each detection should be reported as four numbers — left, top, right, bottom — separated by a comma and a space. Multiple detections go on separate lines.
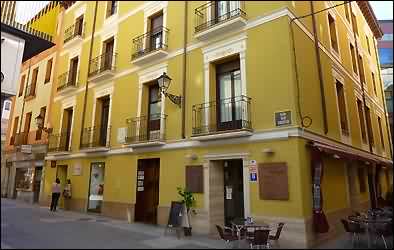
258, 162, 289, 200
185, 165, 203, 193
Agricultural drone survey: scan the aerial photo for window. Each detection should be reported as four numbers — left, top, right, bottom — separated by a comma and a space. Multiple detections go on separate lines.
106, 1, 117, 18
24, 112, 32, 133
1, 100, 11, 119
365, 106, 374, 146
328, 14, 339, 53
381, 33, 393, 41
371, 72, 377, 95
45, 59, 53, 83
357, 99, 367, 143
30, 68, 39, 96
377, 117, 385, 150
18, 75, 26, 97
358, 168, 366, 193
74, 15, 84, 36
350, 43, 358, 74
358, 55, 365, 84
335, 80, 349, 135
344, 2, 351, 22
10, 116, 19, 145
35, 106, 46, 140
378, 48, 393, 65
351, 12, 358, 35
366, 36, 371, 55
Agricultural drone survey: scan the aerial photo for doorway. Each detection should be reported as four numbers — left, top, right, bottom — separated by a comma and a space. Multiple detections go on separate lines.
87, 162, 105, 213
223, 159, 244, 226
56, 165, 68, 209
68, 56, 79, 85
147, 84, 161, 141
99, 97, 110, 146
102, 37, 114, 71
33, 166, 43, 203
149, 11, 163, 50
135, 158, 160, 224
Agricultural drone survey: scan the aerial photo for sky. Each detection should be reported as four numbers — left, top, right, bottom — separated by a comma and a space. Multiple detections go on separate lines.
14, 1, 394, 24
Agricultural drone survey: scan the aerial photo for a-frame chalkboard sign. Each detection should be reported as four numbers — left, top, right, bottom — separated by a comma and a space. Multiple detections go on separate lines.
164, 201, 184, 238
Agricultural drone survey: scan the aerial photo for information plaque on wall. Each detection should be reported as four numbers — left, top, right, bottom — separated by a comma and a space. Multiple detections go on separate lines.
275, 111, 291, 127
258, 162, 289, 200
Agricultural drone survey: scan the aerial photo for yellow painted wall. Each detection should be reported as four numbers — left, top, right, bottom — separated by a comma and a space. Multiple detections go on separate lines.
27, 3, 60, 37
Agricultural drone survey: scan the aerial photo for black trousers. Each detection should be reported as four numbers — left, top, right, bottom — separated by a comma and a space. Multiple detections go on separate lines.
50, 193, 60, 211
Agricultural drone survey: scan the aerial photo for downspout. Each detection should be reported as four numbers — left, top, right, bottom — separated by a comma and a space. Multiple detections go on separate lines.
181, 1, 188, 139
79, 1, 98, 147
310, 1, 328, 134
349, 3, 371, 153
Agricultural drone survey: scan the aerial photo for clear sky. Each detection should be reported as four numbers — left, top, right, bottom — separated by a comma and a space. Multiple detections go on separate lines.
370, 1, 393, 20
14, 1, 394, 24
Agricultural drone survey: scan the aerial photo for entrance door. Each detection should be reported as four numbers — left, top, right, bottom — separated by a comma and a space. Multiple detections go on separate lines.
33, 167, 43, 203
216, 60, 242, 131
149, 12, 163, 50
88, 162, 105, 213
99, 97, 110, 146
223, 159, 244, 226
56, 165, 68, 209
147, 84, 161, 141
135, 158, 160, 224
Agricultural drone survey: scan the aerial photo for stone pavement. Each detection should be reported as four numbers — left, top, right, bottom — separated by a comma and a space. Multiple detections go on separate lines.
2, 198, 392, 249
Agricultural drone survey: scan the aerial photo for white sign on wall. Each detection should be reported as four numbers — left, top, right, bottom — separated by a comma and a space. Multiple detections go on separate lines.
73, 163, 82, 176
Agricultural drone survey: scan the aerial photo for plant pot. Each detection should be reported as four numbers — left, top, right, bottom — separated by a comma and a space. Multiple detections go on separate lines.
184, 227, 192, 236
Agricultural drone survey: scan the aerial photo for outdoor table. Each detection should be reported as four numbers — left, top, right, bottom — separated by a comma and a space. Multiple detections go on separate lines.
348, 215, 392, 248
231, 218, 270, 241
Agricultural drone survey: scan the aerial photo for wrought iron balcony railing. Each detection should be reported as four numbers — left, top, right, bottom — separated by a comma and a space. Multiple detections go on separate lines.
57, 70, 79, 92
24, 85, 35, 98
192, 95, 252, 136
131, 26, 169, 60
14, 132, 28, 146
195, 1, 246, 33
125, 114, 166, 144
48, 132, 70, 152
64, 22, 85, 43
80, 126, 111, 149
88, 52, 117, 77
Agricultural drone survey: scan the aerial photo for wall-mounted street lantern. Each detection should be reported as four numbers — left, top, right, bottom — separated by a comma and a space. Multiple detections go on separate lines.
157, 72, 182, 108
35, 114, 53, 134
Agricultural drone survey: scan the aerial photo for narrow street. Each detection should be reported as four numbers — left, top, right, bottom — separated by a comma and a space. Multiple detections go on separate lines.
1, 199, 223, 249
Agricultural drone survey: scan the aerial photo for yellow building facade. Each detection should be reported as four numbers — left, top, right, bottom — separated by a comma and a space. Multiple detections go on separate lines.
38, 1, 392, 247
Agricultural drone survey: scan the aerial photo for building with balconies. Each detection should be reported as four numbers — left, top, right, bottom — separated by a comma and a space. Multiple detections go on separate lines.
42, 1, 392, 247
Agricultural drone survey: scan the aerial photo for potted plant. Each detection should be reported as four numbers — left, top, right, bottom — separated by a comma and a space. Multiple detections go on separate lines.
177, 187, 196, 236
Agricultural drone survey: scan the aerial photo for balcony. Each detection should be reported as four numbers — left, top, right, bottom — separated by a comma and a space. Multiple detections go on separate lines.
125, 114, 166, 147
192, 95, 252, 140
88, 52, 117, 82
48, 132, 70, 153
131, 26, 169, 65
57, 70, 79, 94
194, 1, 247, 40
24, 85, 35, 99
80, 126, 111, 151
63, 22, 85, 48
14, 132, 28, 146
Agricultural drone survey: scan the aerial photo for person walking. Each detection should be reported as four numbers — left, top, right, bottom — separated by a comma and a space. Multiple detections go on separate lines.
50, 178, 61, 212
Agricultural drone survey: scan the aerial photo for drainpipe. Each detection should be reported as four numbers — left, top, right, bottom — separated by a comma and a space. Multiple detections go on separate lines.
348, 3, 371, 153
310, 1, 328, 134
79, 1, 99, 147
181, 1, 188, 139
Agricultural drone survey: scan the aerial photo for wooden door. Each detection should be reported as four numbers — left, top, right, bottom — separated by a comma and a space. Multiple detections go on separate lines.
223, 159, 244, 226
135, 158, 160, 224
100, 98, 110, 146
149, 12, 163, 50
56, 165, 68, 209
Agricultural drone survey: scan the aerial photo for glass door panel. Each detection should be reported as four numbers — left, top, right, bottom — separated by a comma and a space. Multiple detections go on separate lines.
88, 163, 105, 213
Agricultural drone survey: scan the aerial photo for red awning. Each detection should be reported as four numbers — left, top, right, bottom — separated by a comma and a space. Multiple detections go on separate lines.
308, 142, 393, 168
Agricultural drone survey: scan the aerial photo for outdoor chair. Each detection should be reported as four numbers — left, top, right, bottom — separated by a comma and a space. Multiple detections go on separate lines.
216, 225, 239, 248
249, 229, 270, 249
341, 219, 365, 248
269, 222, 284, 247
372, 222, 393, 249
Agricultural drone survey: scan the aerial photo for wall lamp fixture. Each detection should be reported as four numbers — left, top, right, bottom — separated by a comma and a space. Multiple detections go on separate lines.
157, 72, 182, 108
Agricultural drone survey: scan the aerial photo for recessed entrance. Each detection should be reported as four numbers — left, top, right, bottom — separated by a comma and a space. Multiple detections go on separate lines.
209, 159, 245, 231
87, 162, 105, 213
135, 158, 160, 224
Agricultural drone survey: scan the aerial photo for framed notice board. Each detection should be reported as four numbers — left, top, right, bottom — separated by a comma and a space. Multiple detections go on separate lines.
258, 162, 289, 200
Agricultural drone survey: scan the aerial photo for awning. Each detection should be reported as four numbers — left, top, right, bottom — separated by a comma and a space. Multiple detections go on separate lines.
308, 141, 393, 168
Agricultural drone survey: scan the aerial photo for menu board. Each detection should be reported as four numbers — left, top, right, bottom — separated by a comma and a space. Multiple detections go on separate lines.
258, 162, 289, 200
